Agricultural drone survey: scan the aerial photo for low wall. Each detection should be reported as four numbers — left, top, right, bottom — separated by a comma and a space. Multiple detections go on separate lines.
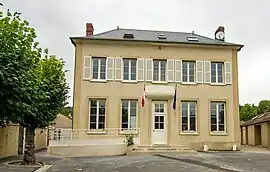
0, 126, 48, 159
0, 125, 19, 158
35, 128, 48, 150
48, 143, 127, 157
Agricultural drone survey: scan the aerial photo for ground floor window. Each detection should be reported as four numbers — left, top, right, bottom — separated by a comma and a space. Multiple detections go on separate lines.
122, 100, 137, 130
89, 99, 106, 130
181, 101, 197, 132
210, 101, 225, 132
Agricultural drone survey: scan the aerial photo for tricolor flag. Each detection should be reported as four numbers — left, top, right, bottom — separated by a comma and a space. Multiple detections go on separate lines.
172, 85, 177, 110
142, 86, 146, 108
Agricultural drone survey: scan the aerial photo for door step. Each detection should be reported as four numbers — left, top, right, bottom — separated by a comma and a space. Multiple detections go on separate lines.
133, 145, 195, 152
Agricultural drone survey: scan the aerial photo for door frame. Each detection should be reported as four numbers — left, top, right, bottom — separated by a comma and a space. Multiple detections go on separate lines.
151, 100, 168, 146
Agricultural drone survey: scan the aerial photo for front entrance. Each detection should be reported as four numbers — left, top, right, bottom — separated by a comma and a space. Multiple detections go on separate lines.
152, 101, 167, 145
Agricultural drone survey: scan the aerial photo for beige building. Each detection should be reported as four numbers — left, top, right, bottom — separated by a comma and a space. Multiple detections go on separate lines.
70, 23, 243, 151
241, 113, 270, 148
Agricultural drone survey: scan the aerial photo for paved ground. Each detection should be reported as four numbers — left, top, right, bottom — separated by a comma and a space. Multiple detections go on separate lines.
1, 147, 270, 172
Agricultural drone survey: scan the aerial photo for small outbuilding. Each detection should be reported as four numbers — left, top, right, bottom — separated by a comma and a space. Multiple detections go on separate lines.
240, 113, 270, 148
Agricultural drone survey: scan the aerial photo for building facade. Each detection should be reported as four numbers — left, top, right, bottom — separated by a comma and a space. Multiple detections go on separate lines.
70, 24, 243, 151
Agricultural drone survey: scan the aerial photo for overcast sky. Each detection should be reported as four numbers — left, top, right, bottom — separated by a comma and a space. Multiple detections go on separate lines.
2, 0, 270, 106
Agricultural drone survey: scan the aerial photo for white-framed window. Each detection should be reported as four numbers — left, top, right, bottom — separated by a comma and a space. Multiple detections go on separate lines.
121, 100, 137, 130
182, 61, 195, 83
123, 59, 137, 81
153, 60, 166, 81
211, 62, 223, 83
181, 101, 197, 132
210, 101, 225, 132
89, 99, 106, 130
92, 57, 106, 80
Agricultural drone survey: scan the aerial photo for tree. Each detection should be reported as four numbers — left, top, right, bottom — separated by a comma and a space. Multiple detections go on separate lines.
0, 9, 69, 164
258, 100, 270, 114
60, 106, 73, 119
239, 104, 257, 121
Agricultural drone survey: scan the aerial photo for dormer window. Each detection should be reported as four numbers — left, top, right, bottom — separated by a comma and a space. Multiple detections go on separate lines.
186, 37, 198, 42
158, 34, 167, 39
123, 34, 134, 39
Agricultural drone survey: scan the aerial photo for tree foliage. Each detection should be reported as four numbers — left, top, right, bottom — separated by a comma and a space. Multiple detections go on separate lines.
239, 104, 258, 121
0, 8, 69, 164
257, 100, 270, 115
60, 106, 73, 119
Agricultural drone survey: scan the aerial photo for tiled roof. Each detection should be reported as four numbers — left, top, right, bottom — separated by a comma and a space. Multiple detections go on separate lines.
52, 114, 72, 129
70, 28, 243, 49
241, 113, 270, 126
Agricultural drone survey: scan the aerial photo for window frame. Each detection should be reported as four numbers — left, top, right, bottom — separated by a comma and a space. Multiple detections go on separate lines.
210, 62, 224, 84
92, 57, 107, 81
180, 101, 197, 133
88, 99, 106, 131
182, 61, 196, 83
121, 99, 138, 131
210, 101, 226, 134
153, 59, 167, 82
123, 58, 137, 81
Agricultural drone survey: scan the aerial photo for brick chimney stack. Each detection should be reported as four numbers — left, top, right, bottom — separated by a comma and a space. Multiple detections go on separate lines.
86, 23, 94, 36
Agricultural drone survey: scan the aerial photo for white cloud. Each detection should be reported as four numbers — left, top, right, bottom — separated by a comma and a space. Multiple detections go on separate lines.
2, 0, 270, 105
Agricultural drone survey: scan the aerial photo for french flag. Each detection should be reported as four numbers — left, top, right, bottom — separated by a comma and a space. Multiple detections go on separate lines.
142, 86, 145, 108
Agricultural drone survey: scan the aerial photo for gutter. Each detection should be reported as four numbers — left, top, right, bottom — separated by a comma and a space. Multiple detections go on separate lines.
69, 37, 244, 51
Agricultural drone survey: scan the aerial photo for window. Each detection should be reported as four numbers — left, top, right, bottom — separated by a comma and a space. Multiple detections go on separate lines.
92, 57, 106, 80
210, 102, 225, 132
154, 103, 165, 129
153, 60, 166, 81
182, 61, 195, 83
123, 59, 137, 80
89, 99, 106, 130
211, 62, 223, 83
181, 101, 196, 132
122, 100, 137, 130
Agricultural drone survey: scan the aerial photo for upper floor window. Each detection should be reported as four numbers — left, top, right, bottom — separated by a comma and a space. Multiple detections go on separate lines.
181, 101, 197, 132
211, 62, 223, 83
182, 61, 195, 83
121, 100, 137, 130
210, 101, 225, 132
153, 60, 166, 81
89, 99, 106, 130
92, 57, 106, 80
123, 59, 136, 81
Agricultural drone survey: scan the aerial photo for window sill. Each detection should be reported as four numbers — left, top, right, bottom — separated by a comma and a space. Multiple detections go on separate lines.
181, 82, 197, 85
90, 79, 107, 83
119, 130, 139, 135
121, 80, 138, 83
209, 132, 228, 136
152, 81, 168, 84
210, 83, 225, 86
86, 131, 107, 135
179, 132, 199, 136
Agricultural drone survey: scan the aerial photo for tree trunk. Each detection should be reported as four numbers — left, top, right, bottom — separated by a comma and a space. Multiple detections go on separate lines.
23, 126, 36, 164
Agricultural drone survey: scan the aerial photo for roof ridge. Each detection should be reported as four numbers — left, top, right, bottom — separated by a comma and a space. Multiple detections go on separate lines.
117, 27, 193, 35
93, 28, 118, 36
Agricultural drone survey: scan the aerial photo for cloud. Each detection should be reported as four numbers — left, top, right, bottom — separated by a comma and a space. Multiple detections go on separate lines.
2, 0, 270, 105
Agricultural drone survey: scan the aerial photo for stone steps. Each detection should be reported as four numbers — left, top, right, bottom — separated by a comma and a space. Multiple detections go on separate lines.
131, 145, 195, 153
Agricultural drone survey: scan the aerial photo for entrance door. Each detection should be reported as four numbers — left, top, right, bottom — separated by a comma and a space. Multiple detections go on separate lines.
152, 101, 167, 145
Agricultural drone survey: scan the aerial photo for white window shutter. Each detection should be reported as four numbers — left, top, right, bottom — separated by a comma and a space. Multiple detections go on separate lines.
106, 57, 114, 80
115, 57, 122, 81
225, 62, 232, 84
175, 60, 182, 83
167, 59, 174, 82
204, 61, 211, 83
137, 58, 144, 81
196, 60, 203, 83
145, 59, 153, 81
83, 56, 91, 80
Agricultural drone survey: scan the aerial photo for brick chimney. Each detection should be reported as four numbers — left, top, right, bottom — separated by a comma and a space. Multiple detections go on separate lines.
86, 23, 94, 36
